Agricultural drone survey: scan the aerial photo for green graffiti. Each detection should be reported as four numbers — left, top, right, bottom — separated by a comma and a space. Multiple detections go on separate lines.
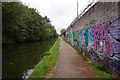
73, 32, 79, 46
73, 32, 79, 41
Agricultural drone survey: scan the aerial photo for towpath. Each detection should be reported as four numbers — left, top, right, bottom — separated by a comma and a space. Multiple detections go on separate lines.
50, 37, 99, 78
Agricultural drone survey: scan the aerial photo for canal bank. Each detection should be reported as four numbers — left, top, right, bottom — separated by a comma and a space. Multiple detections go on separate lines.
29, 38, 60, 78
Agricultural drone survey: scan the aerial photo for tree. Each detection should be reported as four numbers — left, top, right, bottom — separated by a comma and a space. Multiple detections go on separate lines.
60, 29, 65, 35
2, 2, 58, 44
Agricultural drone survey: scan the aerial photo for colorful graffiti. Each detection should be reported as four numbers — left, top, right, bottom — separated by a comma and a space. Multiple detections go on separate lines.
109, 19, 120, 59
65, 18, 120, 76
79, 29, 88, 47
92, 23, 113, 56
108, 19, 120, 74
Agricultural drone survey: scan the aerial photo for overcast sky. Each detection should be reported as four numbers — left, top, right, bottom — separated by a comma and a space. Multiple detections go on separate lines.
20, 0, 96, 34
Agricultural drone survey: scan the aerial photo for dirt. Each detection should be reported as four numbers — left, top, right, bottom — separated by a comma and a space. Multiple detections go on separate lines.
48, 38, 99, 78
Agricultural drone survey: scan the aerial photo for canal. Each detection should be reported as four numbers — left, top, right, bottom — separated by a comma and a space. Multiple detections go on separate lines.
2, 39, 56, 78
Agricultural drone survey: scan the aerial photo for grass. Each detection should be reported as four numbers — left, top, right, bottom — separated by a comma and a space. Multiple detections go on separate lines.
29, 38, 60, 78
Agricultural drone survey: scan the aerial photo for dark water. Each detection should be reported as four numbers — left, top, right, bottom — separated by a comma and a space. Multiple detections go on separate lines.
2, 39, 56, 78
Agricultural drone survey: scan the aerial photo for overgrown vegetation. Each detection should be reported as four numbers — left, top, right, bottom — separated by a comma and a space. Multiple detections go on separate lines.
2, 2, 58, 44
29, 38, 60, 78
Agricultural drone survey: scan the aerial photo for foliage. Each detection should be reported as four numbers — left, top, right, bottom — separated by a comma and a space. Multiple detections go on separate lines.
60, 29, 65, 35
2, 2, 58, 43
29, 38, 60, 78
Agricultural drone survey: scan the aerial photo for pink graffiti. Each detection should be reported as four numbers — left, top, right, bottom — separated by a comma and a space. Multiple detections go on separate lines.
92, 25, 100, 50
92, 23, 113, 56
100, 23, 112, 56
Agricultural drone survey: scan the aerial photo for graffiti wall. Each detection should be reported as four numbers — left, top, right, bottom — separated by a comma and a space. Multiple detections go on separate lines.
65, 18, 120, 77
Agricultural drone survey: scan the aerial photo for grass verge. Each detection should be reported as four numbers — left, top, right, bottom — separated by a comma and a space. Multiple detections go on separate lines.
29, 38, 60, 78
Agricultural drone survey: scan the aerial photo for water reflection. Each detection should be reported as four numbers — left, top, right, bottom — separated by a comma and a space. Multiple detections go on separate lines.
2, 39, 56, 78
22, 69, 33, 79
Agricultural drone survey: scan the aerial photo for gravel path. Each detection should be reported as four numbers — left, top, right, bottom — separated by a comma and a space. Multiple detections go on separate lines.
51, 38, 99, 78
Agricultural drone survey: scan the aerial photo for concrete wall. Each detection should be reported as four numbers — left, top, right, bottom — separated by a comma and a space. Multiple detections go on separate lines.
65, 2, 120, 78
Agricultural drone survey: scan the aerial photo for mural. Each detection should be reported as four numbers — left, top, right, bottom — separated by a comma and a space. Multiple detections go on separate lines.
65, 18, 120, 76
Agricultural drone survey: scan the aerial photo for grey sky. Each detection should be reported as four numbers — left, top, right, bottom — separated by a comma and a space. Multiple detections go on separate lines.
20, 0, 96, 34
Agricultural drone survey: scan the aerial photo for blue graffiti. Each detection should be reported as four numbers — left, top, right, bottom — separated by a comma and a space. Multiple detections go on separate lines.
84, 29, 88, 47
69, 32, 74, 46
79, 30, 83, 46
88, 27, 94, 46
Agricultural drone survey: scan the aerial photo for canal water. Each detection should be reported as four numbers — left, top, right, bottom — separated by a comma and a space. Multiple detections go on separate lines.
2, 39, 56, 78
